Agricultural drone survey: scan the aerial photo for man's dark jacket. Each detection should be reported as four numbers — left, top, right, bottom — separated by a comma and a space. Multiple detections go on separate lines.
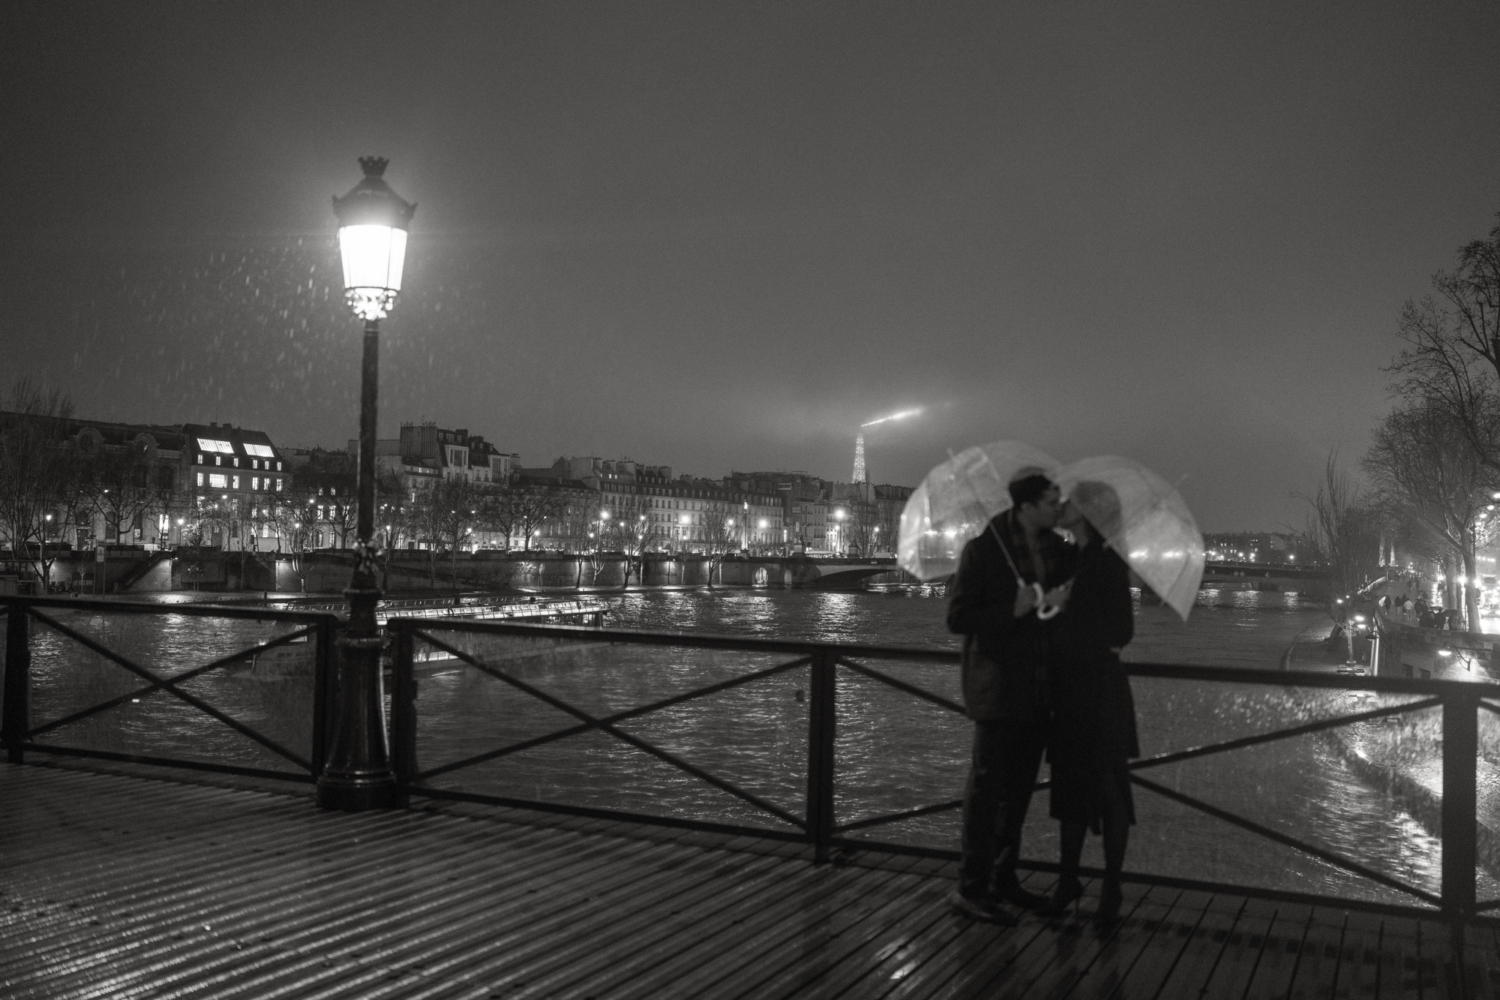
946, 510, 1076, 722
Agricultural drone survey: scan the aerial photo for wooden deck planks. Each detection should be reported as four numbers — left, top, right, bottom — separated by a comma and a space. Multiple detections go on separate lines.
397, 840, 823, 999
858, 872, 1068, 1000
250, 830, 786, 1000
605, 857, 931, 999
5, 763, 1500, 999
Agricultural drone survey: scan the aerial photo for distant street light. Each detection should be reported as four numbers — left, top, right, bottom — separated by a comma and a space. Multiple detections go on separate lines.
317, 157, 414, 812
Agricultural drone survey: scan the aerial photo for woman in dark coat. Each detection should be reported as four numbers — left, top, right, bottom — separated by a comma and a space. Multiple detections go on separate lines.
1048, 488, 1138, 923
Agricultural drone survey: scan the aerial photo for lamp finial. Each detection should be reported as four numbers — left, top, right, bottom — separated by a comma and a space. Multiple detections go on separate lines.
358, 156, 389, 178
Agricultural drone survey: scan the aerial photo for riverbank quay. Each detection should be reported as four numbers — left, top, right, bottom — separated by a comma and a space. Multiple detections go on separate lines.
1298, 613, 1500, 882
16, 548, 912, 597
1376, 612, 1500, 683
4, 763, 1499, 1000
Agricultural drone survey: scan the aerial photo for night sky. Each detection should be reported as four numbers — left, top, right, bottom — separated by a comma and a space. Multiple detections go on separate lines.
4, 2, 1497, 531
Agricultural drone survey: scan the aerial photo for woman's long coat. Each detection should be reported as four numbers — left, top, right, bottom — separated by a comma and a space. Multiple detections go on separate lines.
1049, 542, 1139, 819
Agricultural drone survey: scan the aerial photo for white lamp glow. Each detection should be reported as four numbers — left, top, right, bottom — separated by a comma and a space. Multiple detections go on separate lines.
333, 157, 416, 321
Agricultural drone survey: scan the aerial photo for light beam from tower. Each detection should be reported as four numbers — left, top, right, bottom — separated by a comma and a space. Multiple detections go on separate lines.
853, 407, 921, 484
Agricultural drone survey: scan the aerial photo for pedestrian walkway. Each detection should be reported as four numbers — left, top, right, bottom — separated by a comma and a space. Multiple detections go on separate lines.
3, 764, 1499, 998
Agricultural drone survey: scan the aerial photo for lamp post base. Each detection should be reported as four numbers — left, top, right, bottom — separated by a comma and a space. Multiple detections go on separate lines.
315, 583, 395, 811
316, 773, 396, 811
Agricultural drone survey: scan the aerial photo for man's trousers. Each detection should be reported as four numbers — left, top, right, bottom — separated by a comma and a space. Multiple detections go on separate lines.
959, 716, 1049, 898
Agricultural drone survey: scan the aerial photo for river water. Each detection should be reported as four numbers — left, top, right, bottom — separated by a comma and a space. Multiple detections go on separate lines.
15, 585, 1492, 908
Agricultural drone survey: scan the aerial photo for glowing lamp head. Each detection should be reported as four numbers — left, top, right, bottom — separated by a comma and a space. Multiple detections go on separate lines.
333, 157, 416, 321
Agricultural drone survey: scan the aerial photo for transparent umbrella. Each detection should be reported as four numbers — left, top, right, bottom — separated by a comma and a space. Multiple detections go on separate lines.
1055, 455, 1204, 620
897, 441, 1062, 581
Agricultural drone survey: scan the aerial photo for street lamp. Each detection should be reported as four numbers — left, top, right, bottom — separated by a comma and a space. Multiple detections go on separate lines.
317, 156, 415, 812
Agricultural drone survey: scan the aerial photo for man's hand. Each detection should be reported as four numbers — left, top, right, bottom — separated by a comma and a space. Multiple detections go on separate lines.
1042, 581, 1072, 615
1013, 582, 1040, 618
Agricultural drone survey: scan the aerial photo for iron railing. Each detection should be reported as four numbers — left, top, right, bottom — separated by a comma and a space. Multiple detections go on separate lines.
387, 616, 1500, 924
6, 598, 1500, 923
2, 596, 338, 783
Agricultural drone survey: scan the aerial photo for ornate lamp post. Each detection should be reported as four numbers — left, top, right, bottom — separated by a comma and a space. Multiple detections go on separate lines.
316, 156, 415, 811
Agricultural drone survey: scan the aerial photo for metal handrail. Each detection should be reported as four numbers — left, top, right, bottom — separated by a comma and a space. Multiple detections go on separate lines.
387, 616, 1495, 921
0, 594, 341, 622
408, 627, 807, 828
2, 596, 338, 783
5, 600, 1494, 922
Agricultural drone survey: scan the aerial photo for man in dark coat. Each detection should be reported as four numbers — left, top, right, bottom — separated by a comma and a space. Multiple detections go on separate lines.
946, 470, 1076, 922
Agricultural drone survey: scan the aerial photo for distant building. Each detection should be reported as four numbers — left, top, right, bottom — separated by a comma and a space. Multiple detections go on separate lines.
358, 421, 517, 486
0, 410, 291, 555
525, 458, 788, 553
1203, 532, 1307, 565
184, 422, 289, 551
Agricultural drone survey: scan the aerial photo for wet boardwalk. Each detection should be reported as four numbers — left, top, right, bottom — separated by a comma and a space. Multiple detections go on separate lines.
3, 765, 1500, 999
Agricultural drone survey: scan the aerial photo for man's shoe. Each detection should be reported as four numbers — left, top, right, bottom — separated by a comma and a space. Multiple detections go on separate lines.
1042, 876, 1084, 916
993, 881, 1049, 910
950, 891, 1019, 925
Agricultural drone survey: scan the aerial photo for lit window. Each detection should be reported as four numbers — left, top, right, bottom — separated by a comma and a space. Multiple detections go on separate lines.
209, 474, 227, 489
231, 476, 240, 489
244, 443, 274, 458
196, 472, 204, 487
196, 438, 234, 454
276, 479, 283, 491
233, 457, 239, 467
197, 453, 204, 465
277, 462, 282, 471
252, 477, 260, 491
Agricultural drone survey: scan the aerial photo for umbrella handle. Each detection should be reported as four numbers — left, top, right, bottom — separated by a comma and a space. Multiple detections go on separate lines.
1035, 581, 1062, 620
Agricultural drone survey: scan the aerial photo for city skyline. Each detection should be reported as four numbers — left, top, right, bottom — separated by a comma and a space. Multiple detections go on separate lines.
5, 3, 1499, 533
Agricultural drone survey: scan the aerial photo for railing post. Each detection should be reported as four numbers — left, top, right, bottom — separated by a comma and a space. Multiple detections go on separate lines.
1442, 690, 1479, 921
2, 603, 30, 764
309, 616, 336, 780
389, 619, 417, 806
806, 651, 836, 863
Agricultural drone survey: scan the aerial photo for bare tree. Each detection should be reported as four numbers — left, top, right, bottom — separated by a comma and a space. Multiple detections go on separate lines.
79, 438, 172, 549
474, 483, 516, 552
701, 507, 739, 586
845, 500, 880, 558
266, 481, 319, 592
510, 481, 570, 553
607, 493, 660, 586
425, 476, 486, 589
1364, 403, 1497, 629
1296, 454, 1383, 627
1386, 214, 1500, 475
0, 379, 77, 588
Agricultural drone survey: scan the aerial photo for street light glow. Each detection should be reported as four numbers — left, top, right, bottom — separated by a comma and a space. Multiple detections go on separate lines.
334, 157, 416, 321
